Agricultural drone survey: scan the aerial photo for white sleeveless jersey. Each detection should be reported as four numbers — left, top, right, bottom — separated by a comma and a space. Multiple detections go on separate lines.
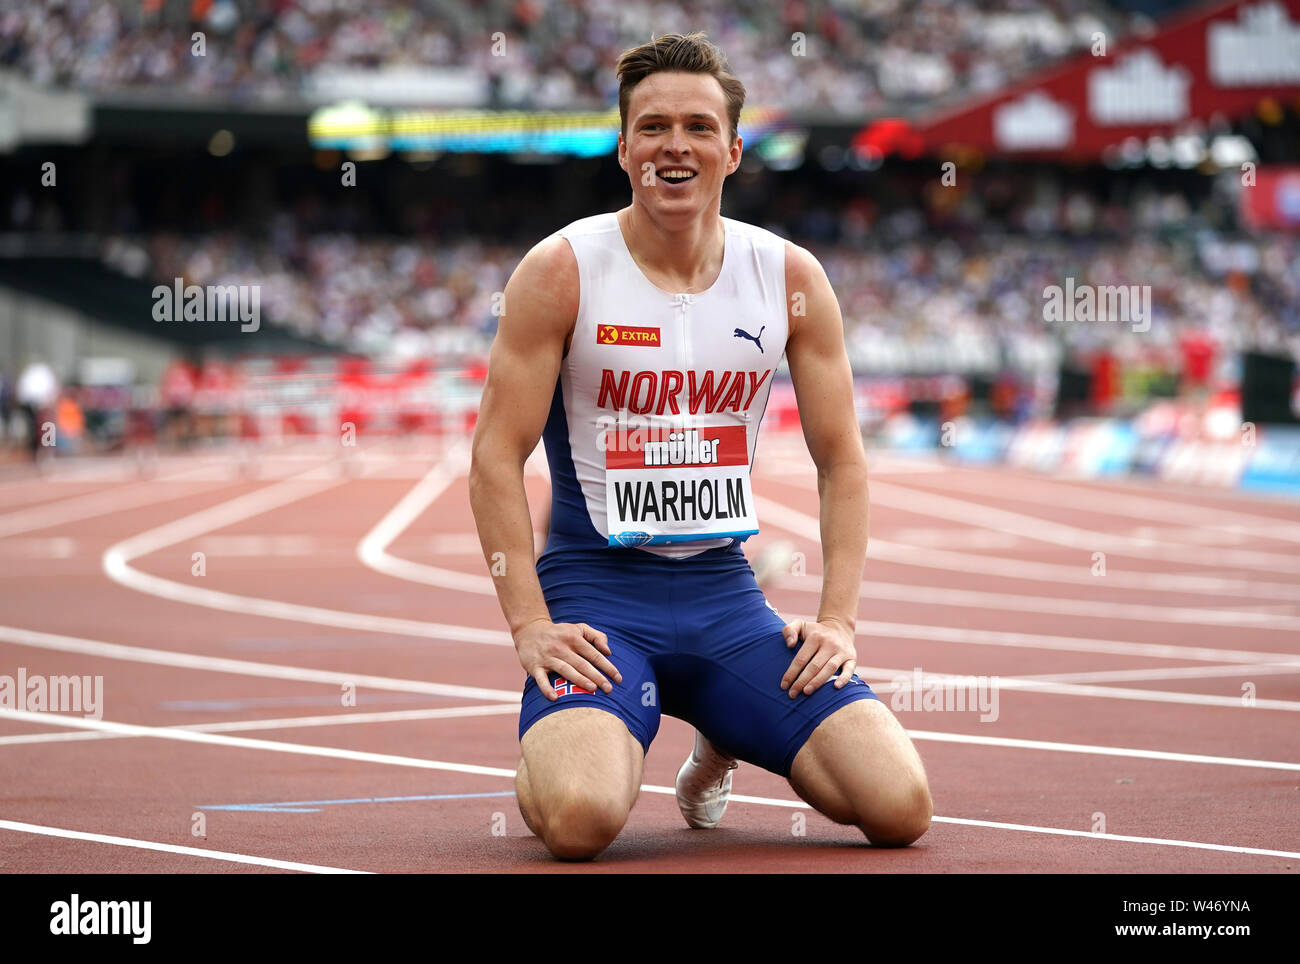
542, 212, 788, 559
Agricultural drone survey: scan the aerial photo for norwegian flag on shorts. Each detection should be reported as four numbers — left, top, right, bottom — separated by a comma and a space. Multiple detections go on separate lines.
552, 677, 593, 697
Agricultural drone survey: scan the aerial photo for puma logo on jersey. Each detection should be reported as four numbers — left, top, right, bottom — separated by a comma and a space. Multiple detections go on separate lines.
733, 325, 765, 353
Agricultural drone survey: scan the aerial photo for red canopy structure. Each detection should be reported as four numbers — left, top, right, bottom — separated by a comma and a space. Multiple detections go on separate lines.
896, 0, 1300, 162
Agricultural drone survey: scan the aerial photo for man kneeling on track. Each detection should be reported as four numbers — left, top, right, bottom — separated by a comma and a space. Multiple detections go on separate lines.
470, 31, 932, 860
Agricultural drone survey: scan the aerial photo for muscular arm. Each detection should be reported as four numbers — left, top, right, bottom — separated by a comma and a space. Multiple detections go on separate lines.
469, 235, 620, 698
469, 235, 572, 633
778, 242, 869, 694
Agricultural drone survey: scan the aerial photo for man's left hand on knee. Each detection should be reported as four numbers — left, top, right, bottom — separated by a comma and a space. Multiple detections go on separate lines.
780, 616, 858, 698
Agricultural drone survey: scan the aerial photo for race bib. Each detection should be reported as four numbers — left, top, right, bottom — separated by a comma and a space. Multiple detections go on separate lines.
604, 424, 759, 547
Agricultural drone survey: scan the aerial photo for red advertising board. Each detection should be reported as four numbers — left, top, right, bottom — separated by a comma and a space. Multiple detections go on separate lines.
905, 0, 1300, 161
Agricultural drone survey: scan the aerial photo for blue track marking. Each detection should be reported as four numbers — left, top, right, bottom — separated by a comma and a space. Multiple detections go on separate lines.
199, 791, 517, 813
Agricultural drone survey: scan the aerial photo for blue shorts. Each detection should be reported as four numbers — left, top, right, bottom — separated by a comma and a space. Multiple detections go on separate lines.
518, 543, 879, 778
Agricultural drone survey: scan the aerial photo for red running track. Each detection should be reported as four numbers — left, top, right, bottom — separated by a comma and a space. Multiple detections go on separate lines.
0, 434, 1296, 873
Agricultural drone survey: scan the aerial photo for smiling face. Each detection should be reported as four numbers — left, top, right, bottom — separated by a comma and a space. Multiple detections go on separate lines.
618, 71, 742, 228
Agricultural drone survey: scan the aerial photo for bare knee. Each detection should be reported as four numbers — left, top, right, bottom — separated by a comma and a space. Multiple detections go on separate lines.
858, 776, 933, 848
515, 761, 541, 837
538, 792, 630, 861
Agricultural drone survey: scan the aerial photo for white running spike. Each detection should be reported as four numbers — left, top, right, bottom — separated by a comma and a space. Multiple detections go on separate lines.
675, 730, 738, 829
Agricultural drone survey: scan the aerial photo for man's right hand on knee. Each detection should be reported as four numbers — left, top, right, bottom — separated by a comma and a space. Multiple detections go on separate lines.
514, 618, 622, 700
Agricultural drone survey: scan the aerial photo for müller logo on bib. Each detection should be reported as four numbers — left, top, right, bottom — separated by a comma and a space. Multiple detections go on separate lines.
605, 426, 748, 469
598, 324, 661, 347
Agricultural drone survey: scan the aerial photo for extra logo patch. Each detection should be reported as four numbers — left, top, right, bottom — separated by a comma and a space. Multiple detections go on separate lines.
598, 324, 661, 347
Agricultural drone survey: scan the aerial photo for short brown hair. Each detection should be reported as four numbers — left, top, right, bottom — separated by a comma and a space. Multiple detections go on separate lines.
616, 32, 746, 143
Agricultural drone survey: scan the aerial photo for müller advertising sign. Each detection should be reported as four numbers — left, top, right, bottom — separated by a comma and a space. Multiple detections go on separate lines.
911, 0, 1300, 160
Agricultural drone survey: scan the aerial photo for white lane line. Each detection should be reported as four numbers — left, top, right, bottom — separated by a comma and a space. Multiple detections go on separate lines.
913, 467, 1300, 543
0, 537, 79, 559
0, 455, 216, 493
340, 459, 1300, 663
865, 479, 1300, 572
3, 618, 1293, 785
1015, 662, 1300, 685
853, 664, 1300, 712
0, 459, 1268, 732
0, 461, 242, 539
776, 458, 1291, 577
1, 617, 1291, 762
0, 708, 519, 777
357, 442, 488, 592
905, 728, 1300, 771
0, 624, 519, 701
887, 528, 1028, 550
924, 817, 1300, 861
12, 711, 1300, 862
7, 703, 1297, 774
0, 819, 369, 874
426, 533, 493, 555
357, 441, 550, 589
195, 535, 322, 557
358, 482, 1300, 663
864, 536, 1300, 602
7, 662, 1294, 752
186, 702, 520, 733
758, 496, 1300, 631
848, 578, 1300, 630
1116, 525, 1252, 547
7, 709, 1295, 861
758, 448, 945, 476
0, 481, 115, 509
0, 703, 521, 747
358, 455, 1300, 640
100, 461, 512, 646
653, 788, 1300, 860
853, 618, 1298, 665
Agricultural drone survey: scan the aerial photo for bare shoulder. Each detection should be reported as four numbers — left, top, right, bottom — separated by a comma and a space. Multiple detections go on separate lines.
506, 233, 580, 324
783, 240, 837, 340
783, 239, 827, 290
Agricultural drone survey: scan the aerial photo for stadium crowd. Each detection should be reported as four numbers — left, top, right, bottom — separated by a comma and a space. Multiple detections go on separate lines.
100, 186, 1299, 382
4, 0, 1126, 111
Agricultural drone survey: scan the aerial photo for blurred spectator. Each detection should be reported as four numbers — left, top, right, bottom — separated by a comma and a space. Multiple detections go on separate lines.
16, 358, 58, 461
1, 0, 1127, 113
0, 368, 13, 448
54, 386, 86, 454
159, 356, 198, 445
